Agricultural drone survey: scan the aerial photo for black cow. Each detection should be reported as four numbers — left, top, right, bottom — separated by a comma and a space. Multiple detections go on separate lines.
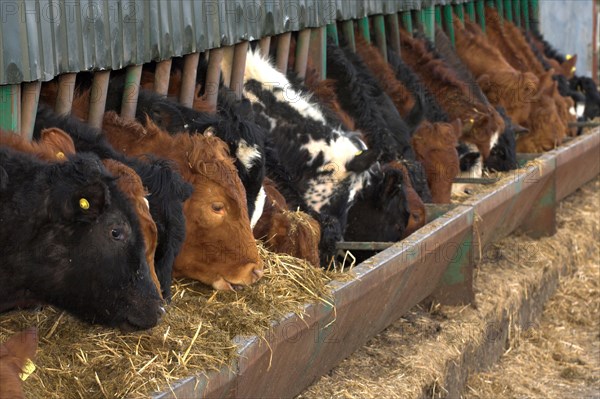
33, 106, 193, 301
0, 147, 163, 330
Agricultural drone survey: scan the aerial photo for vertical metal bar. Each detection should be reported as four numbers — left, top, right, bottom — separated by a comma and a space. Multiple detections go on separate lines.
275, 32, 292, 73
295, 29, 312, 79
20, 81, 41, 139
466, 2, 476, 21
88, 71, 110, 128
0, 85, 21, 132
422, 6, 436, 42
503, 0, 513, 22
205, 48, 223, 113
476, 0, 486, 33
496, 0, 505, 21
153, 59, 172, 96
230, 42, 249, 100
530, 0, 539, 31
454, 3, 465, 24
385, 13, 401, 55
373, 15, 387, 62
55, 73, 77, 115
401, 11, 413, 35
221, 46, 235, 88
259, 36, 271, 58
358, 17, 371, 43
179, 53, 200, 108
443, 5, 456, 46
120, 65, 143, 120
435, 6, 442, 27
309, 27, 326, 80
513, 0, 521, 27
342, 20, 356, 52
521, 0, 530, 31
326, 23, 339, 45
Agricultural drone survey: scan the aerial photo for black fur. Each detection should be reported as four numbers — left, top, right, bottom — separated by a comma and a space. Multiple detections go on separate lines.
484, 107, 518, 172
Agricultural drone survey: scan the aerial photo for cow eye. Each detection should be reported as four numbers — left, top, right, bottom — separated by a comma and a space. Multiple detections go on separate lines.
111, 228, 125, 241
211, 202, 225, 213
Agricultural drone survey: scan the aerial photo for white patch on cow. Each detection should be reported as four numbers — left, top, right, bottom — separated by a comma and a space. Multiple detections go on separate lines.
243, 50, 327, 124
569, 106, 577, 116
489, 129, 500, 151
250, 186, 266, 229
236, 139, 261, 171
576, 103, 585, 118
143, 197, 150, 209
457, 143, 483, 180
302, 133, 362, 183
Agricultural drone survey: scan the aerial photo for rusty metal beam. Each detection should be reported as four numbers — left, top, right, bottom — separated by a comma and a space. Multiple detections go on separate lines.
275, 32, 292, 73
294, 29, 311, 79
230, 42, 249, 101
153, 59, 172, 96
308, 27, 326, 80
120, 65, 143, 120
87, 71, 110, 128
179, 53, 200, 107
258, 36, 271, 58
204, 48, 223, 113
55, 73, 77, 115
20, 81, 41, 140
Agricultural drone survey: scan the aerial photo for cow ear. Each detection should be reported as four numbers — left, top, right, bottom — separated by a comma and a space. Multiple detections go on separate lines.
561, 54, 577, 77
345, 149, 379, 173
40, 128, 76, 159
69, 181, 110, 222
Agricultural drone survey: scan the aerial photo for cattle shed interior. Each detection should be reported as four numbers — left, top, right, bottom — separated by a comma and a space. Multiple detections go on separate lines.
0, 0, 599, 398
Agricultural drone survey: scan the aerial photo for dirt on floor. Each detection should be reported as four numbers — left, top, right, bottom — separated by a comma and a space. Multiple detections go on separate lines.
298, 178, 599, 399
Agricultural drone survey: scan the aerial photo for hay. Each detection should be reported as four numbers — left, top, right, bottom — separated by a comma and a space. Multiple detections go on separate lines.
0, 243, 334, 398
299, 177, 599, 399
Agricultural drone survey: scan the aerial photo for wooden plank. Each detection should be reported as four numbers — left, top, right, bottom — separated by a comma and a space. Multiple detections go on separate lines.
275, 32, 292, 73
87, 71, 110, 128
230, 42, 249, 100
179, 53, 200, 107
55, 73, 76, 115
120, 65, 143, 120
20, 81, 41, 139
153, 59, 172, 96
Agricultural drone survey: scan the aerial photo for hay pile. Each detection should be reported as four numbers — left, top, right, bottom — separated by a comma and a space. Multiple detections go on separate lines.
299, 177, 599, 399
0, 244, 336, 398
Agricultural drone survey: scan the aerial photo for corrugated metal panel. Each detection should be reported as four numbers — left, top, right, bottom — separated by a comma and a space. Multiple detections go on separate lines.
0, 0, 474, 85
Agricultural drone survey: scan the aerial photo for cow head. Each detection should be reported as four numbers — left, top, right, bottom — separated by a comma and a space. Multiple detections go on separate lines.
484, 107, 518, 172
0, 328, 38, 399
42, 154, 163, 330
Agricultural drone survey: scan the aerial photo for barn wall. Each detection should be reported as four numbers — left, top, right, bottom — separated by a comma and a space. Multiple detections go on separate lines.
539, 0, 595, 77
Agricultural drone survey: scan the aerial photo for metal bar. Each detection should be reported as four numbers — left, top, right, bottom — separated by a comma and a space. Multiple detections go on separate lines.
153, 59, 172, 96
476, 0, 486, 32
497, 0, 505, 21
0, 85, 20, 132
341, 20, 356, 52
466, 2, 476, 21
513, 0, 521, 27
204, 48, 223, 113
326, 23, 339, 45
373, 15, 387, 62
555, 129, 600, 201
435, 6, 442, 27
424, 204, 456, 223
530, 0, 539, 31
521, 0, 530, 30
179, 53, 200, 108
443, 5, 456, 46
258, 36, 271, 58
401, 11, 413, 36
20, 81, 41, 139
335, 242, 395, 251
503, 0, 513, 22
309, 27, 326, 80
230, 42, 249, 101
275, 32, 291, 73
358, 17, 371, 43
422, 6, 436, 42
55, 73, 76, 115
295, 29, 311, 79
120, 65, 143, 120
385, 14, 401, 55
454, 3, 465, 24
87, 71, 110, 128
453, 177, 500, 184
568, 121, 600, 128
220, 46, 235, 88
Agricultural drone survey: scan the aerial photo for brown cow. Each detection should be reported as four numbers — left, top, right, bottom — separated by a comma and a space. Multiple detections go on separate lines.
0, 328, 38, 399
102, 112, 263, 290
0, 128, 75, 162
253, 179, 321, 267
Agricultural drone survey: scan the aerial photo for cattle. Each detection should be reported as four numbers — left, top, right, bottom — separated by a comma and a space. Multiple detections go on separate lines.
101, 112, 263, 290
33, 106, 192, 301
0, 146, 163, 330
253, 178, 321, 267
0, 328, 38, 399
0, 128, 75, 162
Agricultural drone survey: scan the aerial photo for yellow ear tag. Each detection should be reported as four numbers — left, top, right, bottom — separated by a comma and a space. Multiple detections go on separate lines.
55, 152, 65, 160
355, 150, 363, 156
469, 118, 474, 123
79, 198, 90, 210
571, 66, 576, 73
566, 54, 572, 60
19, 359, 36, 381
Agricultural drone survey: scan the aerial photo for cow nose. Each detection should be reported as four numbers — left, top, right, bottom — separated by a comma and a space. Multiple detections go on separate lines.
251, 266, 264, 283
157, 306, 166, 320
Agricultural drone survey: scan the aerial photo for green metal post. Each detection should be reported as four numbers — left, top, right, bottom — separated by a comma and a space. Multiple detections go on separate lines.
20, 81, 41, 139
373, 15, 387, 62
503, 0, 513, 22
466, 2, 476, 21
385, 13, 401, 55
326, 23, 339, 45
435, 6, 442, 27
401, 11, 413, 35
513, 0, 521, 27
530, 0, 539, 31
341, 20, 356, 52
454, 3, 465, 24
443, 5, 456, 46
0, 85, 20, 132
422, 6, 436, 42
476, 0, 486, 32
496, 0, 504, 21
521, 0, 530, 30
359, 17, 371, 43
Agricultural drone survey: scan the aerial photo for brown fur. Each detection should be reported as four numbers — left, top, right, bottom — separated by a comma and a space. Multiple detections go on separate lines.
1, 128, 75, 162
355, 35, 416, 116
411, 120, 461, 203
385, 161, 427, 237
253, 179, 321, 267
0, 328, 38, 399
102, 112, 263, 290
